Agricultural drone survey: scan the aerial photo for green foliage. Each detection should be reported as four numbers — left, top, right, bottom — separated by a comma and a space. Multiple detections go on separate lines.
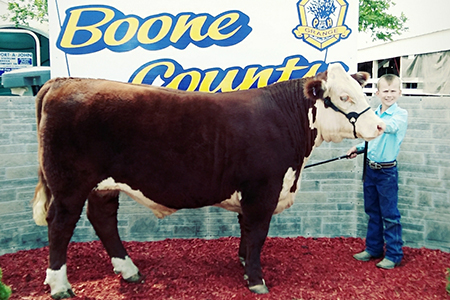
447, 268, 450, 295
0, 269, 12, 300
359, 0, 408, 41
2, 0, 48, 27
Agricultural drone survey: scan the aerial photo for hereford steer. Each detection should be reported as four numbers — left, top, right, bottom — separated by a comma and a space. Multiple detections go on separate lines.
32, 63, 384, 299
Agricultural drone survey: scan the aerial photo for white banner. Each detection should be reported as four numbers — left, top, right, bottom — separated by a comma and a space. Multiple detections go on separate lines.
49, 0, 358, 91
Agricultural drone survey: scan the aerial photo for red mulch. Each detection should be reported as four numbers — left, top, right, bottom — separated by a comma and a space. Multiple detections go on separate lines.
0, 237, 449, 299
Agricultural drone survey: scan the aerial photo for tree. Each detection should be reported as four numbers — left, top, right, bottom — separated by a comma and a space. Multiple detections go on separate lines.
1, 0, 48, 27
359, 0, 408, 41
3, 0, 407, 42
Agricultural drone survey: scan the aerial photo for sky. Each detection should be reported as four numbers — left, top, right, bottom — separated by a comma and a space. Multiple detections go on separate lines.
358, 0, 450, 48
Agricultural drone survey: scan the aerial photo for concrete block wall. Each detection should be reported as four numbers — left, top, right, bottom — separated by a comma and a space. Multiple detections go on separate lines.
390, 97, 450, 251
0, 95, 449, 256
0, 97, 48, 255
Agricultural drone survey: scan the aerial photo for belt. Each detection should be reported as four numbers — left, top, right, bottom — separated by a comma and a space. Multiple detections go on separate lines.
366, 159, 397, 170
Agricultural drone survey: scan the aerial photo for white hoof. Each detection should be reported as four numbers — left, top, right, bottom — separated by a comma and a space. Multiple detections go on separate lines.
249, 279, 269, 294
111, 256, 142, 282
44, 265, 75, 299
239, 256, 246, 267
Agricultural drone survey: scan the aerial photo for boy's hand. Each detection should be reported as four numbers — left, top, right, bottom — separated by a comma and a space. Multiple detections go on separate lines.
347, 146, 358, 159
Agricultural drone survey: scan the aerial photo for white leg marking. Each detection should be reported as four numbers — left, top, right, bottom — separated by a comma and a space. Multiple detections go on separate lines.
111, 256, 139, 280
44, 265, 72, 296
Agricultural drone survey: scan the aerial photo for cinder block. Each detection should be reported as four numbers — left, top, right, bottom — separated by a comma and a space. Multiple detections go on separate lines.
426, 221, 450, 243
433, 124, 450, 139
5, 165, 38, 180
301, 217, 322, 236
0, 153, 38, 168
173, 225, 207, 237
12, 132, 38, 144
323, 223, 341, 236
268, 223, 301, 236
295, 192, 328, 203
0, 201, 25, 215
130, 216, 159, 233
337, 203, 355, 211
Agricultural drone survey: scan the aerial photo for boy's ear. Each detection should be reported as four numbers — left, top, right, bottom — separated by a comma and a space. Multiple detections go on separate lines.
351, 72, 370, 86
304, 78, 326, 101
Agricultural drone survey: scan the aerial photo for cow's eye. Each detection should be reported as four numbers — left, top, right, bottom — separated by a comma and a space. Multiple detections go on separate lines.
340, 95, 349, 101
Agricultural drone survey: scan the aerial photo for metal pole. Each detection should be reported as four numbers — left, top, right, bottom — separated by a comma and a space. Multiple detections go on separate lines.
362, 141, 368, 181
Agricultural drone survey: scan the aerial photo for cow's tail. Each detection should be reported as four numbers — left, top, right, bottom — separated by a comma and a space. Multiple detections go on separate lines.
33, 169, 51, 226
32, 81, 53, 226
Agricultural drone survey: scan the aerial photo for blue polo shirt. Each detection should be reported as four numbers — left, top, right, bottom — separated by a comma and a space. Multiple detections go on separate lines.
357, 103, 408, 163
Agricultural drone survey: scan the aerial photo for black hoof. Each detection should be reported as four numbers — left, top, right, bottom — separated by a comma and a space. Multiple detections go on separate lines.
51, 289, 76, 299
124, 271, 145, 283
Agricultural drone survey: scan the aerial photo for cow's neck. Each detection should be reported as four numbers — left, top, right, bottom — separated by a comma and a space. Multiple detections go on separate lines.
265, 79, 318, 168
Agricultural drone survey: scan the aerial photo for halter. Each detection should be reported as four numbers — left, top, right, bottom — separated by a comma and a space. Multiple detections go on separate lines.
323, 96, 371, 138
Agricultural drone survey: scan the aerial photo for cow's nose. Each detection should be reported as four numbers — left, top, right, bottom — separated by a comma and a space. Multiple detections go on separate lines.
377, 122, 385, 135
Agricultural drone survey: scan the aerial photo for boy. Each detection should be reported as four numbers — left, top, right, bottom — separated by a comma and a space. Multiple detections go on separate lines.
347, 74, 408, 269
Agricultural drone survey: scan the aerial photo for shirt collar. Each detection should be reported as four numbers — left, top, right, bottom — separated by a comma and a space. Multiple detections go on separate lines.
376, 102, 398, 116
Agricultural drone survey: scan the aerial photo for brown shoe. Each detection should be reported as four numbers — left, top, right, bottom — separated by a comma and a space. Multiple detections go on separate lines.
353, 250, 375, 261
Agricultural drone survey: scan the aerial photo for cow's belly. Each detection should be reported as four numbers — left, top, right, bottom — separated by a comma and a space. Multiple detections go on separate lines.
215, 167, 299, 215
95, 167, 301, 219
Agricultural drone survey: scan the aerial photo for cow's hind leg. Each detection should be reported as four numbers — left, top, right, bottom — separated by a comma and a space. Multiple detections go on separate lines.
87, 190, 142, 283
240, 182, 279, 294
45, 193, 87, 299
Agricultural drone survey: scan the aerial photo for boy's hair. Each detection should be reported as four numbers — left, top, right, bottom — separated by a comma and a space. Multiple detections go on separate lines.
377, 74, 402, 90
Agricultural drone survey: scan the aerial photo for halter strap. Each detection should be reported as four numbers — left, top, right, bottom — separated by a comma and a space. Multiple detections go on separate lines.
323, 97, 371, 138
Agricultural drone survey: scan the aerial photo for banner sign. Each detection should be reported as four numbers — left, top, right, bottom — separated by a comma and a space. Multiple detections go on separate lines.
0, 52, 33, 76
49, 0, 358, 92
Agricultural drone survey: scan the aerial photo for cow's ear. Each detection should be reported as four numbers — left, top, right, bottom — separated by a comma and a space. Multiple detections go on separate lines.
304, 78, 326, 101
351, 72, 370, 87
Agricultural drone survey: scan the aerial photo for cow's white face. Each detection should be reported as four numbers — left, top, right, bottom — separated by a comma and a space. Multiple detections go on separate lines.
305, 63, 385, 144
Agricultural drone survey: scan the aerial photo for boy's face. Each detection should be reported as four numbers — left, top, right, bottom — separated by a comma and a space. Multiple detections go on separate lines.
376, 78, 401, 110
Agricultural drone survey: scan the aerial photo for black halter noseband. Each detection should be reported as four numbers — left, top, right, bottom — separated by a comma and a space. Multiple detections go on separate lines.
323, 96, 371, 138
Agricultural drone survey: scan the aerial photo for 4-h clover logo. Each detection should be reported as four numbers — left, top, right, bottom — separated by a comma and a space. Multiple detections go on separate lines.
293, 0, 351, 51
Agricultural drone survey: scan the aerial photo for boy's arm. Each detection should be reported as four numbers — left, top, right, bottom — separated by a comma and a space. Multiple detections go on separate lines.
384, 109, 408, 134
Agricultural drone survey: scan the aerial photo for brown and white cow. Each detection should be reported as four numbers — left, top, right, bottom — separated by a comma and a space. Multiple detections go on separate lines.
32, 63, 384, 299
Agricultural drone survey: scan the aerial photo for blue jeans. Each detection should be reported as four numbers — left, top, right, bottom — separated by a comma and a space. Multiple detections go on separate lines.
363, 165, 403, 263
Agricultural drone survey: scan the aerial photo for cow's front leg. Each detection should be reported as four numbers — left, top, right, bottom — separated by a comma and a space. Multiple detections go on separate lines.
46, 194, 86, 299
237, 213, 247, 267
240, 182, 279, 294
87, 190, 143, 283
